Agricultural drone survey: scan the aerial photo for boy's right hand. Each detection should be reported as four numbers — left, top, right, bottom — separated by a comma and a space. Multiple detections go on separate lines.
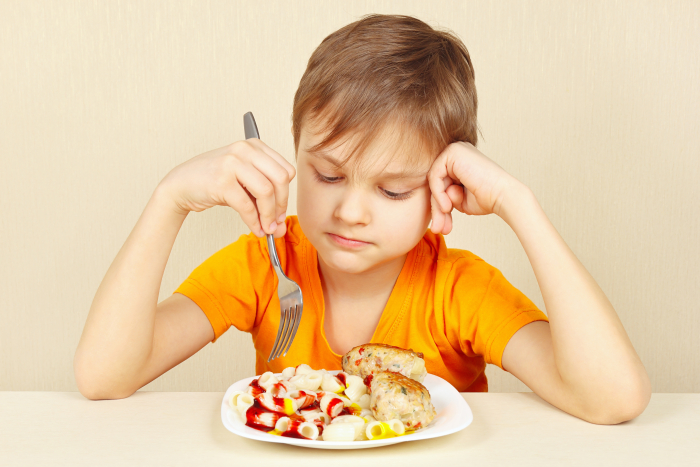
159, 139, 296, 238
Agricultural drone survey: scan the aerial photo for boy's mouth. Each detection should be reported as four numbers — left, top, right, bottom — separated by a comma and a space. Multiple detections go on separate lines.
326, 233, 372, 248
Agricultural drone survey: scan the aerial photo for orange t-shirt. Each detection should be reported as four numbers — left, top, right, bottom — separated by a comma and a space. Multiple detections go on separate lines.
174, 216, 548, 392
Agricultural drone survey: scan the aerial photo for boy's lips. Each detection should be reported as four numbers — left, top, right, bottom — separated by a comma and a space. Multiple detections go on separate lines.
326, 233, 372, 248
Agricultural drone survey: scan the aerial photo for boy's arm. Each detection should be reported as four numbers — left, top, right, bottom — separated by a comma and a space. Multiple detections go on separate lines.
75, 140, 295, 399
498, 187, 650, 424
74, 188, 215, 399
428, 142, 651, 424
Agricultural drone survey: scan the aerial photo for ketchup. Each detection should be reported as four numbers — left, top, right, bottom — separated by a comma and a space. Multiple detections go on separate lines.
306, 400, 320, 411
245, 403, 279, 432
269, 383, 284, 397
339, 405, 361, 416
248, 378, 264, 397
363, 374, 373, 388
279, 417, 322, 439
335, 372, 347, 386
326, 398, 343, 417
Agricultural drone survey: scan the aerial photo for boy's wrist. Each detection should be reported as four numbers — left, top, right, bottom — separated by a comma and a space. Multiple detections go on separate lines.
497, 180, 540, 228
152, 181, 190, 220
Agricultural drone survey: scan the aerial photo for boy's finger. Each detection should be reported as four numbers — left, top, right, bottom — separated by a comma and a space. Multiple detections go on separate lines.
430, 195, 445, 234
234, 163, 278, 234
248, 139, 297, 181
223, 184, 264, 237
446, 184, 466, 213
443, 211, 453, 234
427, 159, 453, 214
250, 155, 291, 223
272, 219, 287, 238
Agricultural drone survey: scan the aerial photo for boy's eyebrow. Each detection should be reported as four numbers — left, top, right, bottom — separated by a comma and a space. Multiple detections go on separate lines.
305, 148, 427, 179
306, 148, 342, 167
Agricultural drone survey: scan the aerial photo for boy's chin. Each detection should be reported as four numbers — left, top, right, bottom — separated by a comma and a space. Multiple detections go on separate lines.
317, 250, 381, 275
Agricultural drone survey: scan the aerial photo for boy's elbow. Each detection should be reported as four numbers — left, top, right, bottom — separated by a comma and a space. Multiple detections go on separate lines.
582, 372, 652, 425
74, 352, 136, 401
76, 379, 134, 401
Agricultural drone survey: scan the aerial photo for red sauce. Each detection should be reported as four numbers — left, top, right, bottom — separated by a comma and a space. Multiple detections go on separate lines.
269, 383, 284, 397
294, 391, 316, 409
326, 398, 343, 417
311, 418, 325, 435
248, 378, 264, 397
306, 400, 320, 411
280, 418, 320, 439
287, 413, 306, 422
340, 405, 361, 416
363, 374, 374, 387
254, 393, 288, 413
272, 396, 287, 412
335, 373, 347, 386
245, 404, 279, 432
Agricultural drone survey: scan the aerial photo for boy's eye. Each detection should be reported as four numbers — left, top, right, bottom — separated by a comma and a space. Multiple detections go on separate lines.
314, 171, 343, 183
314, 169, 413, 201
381, 188, 413, 201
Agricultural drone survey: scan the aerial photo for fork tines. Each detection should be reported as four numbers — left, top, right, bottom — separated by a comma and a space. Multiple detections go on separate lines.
268, 304, 302, 361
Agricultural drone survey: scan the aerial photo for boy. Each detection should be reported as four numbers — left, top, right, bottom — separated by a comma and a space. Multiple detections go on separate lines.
75, 15, 650, 424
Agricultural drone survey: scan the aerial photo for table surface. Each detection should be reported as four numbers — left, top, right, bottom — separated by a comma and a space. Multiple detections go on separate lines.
1, 392, 698, 466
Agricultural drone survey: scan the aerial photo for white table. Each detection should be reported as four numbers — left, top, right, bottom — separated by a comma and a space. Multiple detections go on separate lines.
1, 392, 698, 466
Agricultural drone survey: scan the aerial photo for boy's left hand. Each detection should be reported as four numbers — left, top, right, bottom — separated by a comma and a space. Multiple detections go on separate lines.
428, 142, 522, 234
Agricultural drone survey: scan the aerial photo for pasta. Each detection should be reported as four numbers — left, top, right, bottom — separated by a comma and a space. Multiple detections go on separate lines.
290, 372, 323, 391
343, 375, 367, 402
321, 423, 356, 442
231, 351, 434, 442
330, 415, 366, 440
236, 393, 255, 417
356, 393, 371, 409
321, 373, 345, 393
319, 393, 344, 417
365, 419, 406, 439
257, 371, 279, 391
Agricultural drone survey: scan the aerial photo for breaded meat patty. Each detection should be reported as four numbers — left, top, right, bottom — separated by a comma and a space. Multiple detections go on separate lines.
369, 371, 436, 430
342, 344, 427, 383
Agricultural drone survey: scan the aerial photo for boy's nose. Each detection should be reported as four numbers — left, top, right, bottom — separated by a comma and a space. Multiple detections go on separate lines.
333, 189, 371, 226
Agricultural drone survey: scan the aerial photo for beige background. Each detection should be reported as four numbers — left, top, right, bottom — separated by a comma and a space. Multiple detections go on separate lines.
1, 0, 698, 393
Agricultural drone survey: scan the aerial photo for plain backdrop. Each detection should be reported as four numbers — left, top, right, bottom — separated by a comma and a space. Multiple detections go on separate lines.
1, 0, 698, 393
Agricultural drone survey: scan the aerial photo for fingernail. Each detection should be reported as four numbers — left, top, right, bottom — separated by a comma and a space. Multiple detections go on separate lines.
269, 222, 278, 232
258, 229, 265, 237
277, 213, 286, 223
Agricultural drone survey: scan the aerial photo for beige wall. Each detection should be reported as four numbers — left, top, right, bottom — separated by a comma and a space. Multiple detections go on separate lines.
1, 0, 698, 393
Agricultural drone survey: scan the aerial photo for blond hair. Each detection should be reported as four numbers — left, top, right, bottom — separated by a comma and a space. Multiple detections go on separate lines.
292, 14, 479, 172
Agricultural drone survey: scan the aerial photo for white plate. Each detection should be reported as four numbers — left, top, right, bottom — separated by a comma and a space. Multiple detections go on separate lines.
220, 371, 473, 450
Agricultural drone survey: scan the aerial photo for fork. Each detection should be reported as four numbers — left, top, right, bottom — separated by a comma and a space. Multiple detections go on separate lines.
243, 111, 303, 361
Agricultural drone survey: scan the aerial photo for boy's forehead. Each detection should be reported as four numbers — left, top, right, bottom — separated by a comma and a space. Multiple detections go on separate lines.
300, 119, 433, 179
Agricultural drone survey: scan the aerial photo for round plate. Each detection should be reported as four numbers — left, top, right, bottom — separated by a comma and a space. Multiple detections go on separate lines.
220, 371, 473, 450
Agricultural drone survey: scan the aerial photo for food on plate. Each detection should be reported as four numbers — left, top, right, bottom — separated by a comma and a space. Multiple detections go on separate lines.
342, 344, 428, 383
229, 345, 436, 442
369, 371, 436, 429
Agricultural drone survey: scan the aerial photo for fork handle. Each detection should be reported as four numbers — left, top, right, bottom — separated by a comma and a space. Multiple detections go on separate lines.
244, 111, 285, 277
266, 234, 284, 274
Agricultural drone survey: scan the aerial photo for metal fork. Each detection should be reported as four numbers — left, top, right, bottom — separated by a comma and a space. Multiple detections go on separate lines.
243, 112, 303, 361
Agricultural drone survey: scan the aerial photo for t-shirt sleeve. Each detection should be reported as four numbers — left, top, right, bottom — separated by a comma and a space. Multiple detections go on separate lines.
444, 256, 549, 370
173, 232, 275, 343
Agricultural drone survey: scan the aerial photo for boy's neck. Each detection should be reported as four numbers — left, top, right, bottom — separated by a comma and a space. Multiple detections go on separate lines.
317, 253, 407, 302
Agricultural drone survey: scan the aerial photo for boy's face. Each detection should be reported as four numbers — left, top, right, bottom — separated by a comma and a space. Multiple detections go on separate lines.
296, 120, 433, 275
